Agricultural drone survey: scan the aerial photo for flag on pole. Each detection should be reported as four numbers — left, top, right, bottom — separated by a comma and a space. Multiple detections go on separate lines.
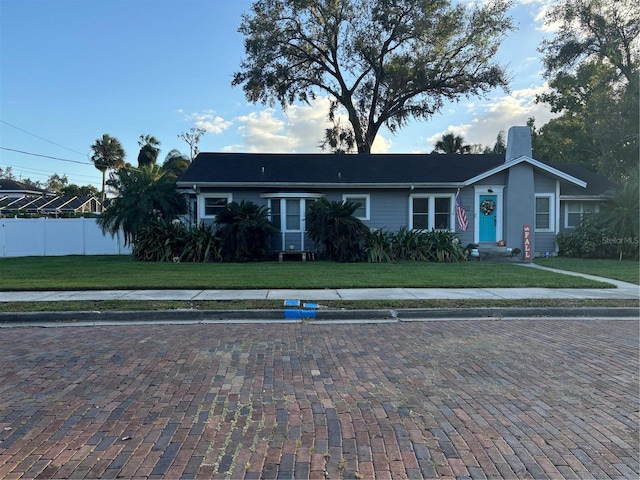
455, 190, 468, 231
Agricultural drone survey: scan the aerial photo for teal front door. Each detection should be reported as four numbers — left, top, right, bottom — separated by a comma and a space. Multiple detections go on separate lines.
479, 195, 497, 242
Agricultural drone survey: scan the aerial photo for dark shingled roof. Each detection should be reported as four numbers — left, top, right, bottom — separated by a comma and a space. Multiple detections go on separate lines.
177, 152, 506, 186
548, 163, 617, 196
0, 179, 55, 196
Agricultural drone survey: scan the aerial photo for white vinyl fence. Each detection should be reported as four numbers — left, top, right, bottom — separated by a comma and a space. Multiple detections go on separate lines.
0, 217, 131, 258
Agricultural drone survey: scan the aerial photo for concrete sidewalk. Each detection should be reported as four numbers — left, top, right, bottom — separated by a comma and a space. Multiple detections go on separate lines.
0, 264, 638, 302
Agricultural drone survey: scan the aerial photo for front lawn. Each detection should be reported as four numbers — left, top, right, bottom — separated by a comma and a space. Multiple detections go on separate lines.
535, 257, 639, 284
0, 255, 612, 290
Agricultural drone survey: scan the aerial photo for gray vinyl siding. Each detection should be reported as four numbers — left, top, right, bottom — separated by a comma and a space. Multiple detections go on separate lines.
320, 190, 408, 231
368, 190, 410, 230
534, 233, 557, 257
533, 172, 556, 192
195, 187, 475, 252
474, 171, 506, 186
456, 187, 475, 246
533, 172, 558, 255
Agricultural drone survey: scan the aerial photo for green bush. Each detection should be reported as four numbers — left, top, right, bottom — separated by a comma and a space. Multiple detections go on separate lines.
132, 217, 221, 262
364, 228, 394, 262
364, 226, 467, 263
391, 226, 431, 261
215, 201, 278, 262
557, 214, 618, 259
306, 198, 369, 262
426, 229, 467, 262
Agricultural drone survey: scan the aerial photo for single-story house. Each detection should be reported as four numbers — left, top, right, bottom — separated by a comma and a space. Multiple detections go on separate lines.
176, 126, 615, 258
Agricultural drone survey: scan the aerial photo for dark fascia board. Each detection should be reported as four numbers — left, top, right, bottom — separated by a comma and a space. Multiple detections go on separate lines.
179, 181, 468, 189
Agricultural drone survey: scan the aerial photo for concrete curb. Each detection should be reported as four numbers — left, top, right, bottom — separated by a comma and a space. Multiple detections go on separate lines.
0, 307, 637, 325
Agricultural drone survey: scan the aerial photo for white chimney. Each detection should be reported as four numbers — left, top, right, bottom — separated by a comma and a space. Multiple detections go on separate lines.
505, 126, 532, 162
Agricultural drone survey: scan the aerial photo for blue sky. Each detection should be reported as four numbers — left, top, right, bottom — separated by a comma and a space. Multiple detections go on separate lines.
1, 0, 558, 189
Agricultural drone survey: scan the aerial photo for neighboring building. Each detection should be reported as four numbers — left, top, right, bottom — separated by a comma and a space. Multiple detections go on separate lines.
0, 179, 55, 198
0, 179, 102, 217
176, 126, 615, 258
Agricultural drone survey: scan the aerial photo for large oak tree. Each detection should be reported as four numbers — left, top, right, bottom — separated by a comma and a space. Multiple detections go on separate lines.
233, 0, 514, 153
535, 0, 639, 181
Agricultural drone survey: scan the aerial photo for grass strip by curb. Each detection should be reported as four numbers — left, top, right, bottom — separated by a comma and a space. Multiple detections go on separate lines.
0, 298, 637, 313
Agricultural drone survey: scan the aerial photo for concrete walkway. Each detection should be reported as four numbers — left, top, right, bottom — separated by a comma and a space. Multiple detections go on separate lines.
0, 264, 638, 302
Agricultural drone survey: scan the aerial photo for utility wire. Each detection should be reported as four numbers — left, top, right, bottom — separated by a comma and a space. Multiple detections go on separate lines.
0, 120, 89, 157
0, 147, 93, 165
0, 163, 99, 182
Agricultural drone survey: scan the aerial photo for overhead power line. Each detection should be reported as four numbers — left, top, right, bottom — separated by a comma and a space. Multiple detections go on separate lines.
0, 120, 89, 157
0, 147, 93, 165
0, 163, 100, 183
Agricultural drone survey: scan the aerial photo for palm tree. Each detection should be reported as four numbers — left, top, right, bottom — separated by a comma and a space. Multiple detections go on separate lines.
215, 201, 278, 261
97, 164, 186, 245
90, 134, 126, 205
162, 149, 191, 179
306, 197, 370, 262
432, 133, 471, 154
137, 134, 161, 167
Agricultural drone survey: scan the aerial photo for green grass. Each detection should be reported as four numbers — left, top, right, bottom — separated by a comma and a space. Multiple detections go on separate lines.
535, 257, 640, 284
0, 298, 636, 313
0, 255, 614, 290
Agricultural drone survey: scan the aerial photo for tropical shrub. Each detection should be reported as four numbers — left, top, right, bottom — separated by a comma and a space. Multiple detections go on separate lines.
364, 228, 394, 262
215, 200, 278, 262
306, 198, 369, 262
558, 178, 639, 260
180, 222, 222, 262
132, 217, 221, 262
364, 226, 467, 263
97, 164, 187, 245
556, 214, 617, 259
425, 230, 467, 262
597, 178, 639, 259
391, 226, 431, 261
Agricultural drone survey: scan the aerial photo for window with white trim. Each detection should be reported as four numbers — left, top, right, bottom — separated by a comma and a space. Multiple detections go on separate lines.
565, 201, 598, 228
201, 194, 232, 219
535, 194, 554, 231
434, 197, 451, 230
269, 199, 281, 229
342, 194, 370, 220
285, 199, 301, 230
409, 194, 455, 230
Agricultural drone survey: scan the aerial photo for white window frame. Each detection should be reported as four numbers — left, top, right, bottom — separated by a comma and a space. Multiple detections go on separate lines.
199, 193, 232, 220
342, 194, 370, 220
408, 194, 456, 231
261, 193, 323, 251
534, 193, 555, 232
564, 201, 599, 228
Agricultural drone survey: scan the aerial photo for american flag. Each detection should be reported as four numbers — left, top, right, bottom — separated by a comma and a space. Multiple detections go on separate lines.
455, 191, 468, 231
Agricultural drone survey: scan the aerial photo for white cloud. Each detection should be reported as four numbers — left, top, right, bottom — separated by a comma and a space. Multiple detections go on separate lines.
232, 110, 297, 153
180, 109, 233, 134
428, 84, 558, 150
224, 97, 392, 153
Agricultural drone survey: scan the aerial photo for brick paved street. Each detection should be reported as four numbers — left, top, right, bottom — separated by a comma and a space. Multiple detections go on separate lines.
0, 319, 638, 479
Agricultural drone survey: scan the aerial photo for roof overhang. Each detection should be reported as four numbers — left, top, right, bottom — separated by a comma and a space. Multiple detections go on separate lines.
177, 181, 467, 189
560, 195, 607, 201
464, 155, 587, 188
